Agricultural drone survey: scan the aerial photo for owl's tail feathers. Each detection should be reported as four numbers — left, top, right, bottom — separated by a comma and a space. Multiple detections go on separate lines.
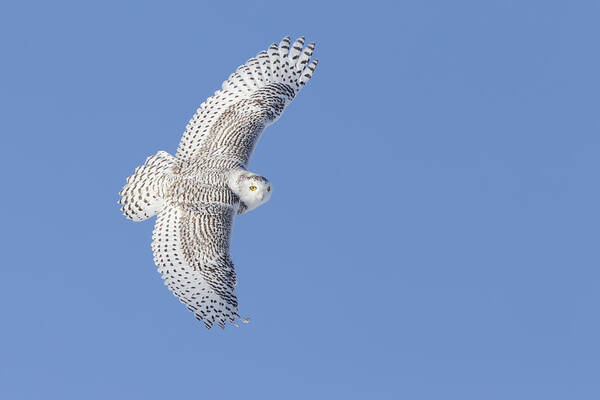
119, 151, 177, 221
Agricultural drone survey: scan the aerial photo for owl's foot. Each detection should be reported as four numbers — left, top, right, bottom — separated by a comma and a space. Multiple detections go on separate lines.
232, 316, 251, 328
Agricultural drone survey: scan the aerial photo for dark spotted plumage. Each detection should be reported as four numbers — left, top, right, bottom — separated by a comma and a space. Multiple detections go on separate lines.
119, 37, 318, 328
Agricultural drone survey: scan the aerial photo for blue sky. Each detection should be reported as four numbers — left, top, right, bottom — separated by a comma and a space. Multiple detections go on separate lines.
1, 1, 599, 399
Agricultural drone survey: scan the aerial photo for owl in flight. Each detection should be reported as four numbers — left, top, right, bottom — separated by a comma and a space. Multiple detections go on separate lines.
119, 37, 318, 328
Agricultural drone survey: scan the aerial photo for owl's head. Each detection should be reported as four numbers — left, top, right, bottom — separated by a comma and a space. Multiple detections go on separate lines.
228, 171, 272, 212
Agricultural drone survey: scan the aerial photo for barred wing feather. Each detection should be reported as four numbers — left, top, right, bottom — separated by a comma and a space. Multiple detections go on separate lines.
175, 37, 318, 165
152, 204, 239, 328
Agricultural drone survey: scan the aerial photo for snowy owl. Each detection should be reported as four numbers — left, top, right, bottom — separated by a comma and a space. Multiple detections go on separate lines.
119, 37, 318, 328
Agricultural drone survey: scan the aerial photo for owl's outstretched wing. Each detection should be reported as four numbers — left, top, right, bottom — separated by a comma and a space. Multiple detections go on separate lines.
152, 203, 239, 328
176, 36, 318, 166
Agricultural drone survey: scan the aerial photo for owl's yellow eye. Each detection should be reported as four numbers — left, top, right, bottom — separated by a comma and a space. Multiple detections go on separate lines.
249, 185, 257, 191
267, 186, 271, 192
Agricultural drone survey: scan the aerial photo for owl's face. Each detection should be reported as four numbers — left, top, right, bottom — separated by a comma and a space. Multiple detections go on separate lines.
231, 173, 272, 212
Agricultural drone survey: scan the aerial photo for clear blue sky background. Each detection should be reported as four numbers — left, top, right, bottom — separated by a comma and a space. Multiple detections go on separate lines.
1, 1, 598, 399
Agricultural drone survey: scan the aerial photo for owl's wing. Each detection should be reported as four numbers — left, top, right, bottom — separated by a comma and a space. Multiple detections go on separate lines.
152, 203, 239, 328
176, 36, 318, 166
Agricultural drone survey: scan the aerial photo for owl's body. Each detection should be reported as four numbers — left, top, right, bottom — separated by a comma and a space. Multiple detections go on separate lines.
119, 37, 317, 328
